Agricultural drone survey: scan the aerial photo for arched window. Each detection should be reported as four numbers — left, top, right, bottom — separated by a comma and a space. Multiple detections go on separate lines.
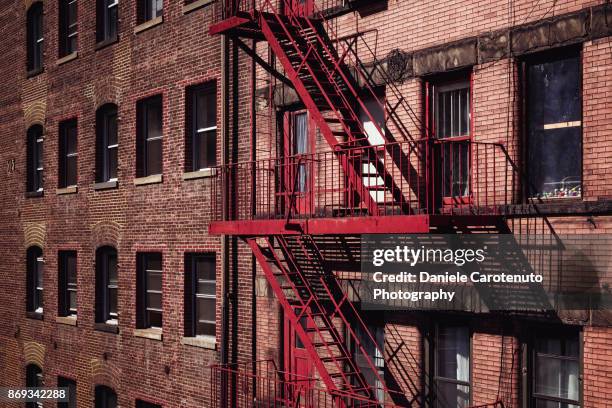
26, 2, 44, 73
26, 125, 44, 193
94, 385, 117, 408
95, 246, 118, 324
26, 364, 43, 408
26, 246, 44, 315
95, 104, 118, 184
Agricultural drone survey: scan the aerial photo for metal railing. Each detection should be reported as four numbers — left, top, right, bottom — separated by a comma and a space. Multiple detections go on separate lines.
209, 139, 516, 222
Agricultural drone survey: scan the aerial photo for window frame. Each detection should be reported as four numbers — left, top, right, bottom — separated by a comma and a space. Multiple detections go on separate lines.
26, 2, 44, 74
26, 246, 44, 315
520, 46, 583, 201
96, 104, 118, 183
186, 82, 217, 172
425, 73, 473, 204
94, 385, 117, 408
184, 253, 216, 338
96, 0, 118, 45
26, 364, 43, 408
136, 95, 163, 177
138, 0, 163, 24
58, 0, 78, 57
57, 376, 77, 408
137, 252, 163, 330
527, 328, 582, 408
26, 125, 44, 193
95, 246, 118, 325
431, 323, 472, 408
58, 250, 77, 317
58, 119, 78, 188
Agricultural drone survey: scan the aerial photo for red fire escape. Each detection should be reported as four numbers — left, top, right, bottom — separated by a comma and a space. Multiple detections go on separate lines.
208, 0, 512, 406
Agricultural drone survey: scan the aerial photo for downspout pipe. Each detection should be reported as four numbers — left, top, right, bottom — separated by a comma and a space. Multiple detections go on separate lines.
219, 32, 230, 408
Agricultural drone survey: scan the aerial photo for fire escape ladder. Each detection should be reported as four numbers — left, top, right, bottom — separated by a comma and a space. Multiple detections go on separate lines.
256, 8, 412, 215
247, 235, 394, 403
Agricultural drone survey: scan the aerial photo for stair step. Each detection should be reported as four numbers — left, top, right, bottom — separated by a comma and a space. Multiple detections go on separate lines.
321, 356, 351, 363
330, 371, 358, 378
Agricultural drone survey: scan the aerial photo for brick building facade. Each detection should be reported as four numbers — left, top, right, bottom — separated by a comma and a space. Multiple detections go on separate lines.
1, 0, 612, 407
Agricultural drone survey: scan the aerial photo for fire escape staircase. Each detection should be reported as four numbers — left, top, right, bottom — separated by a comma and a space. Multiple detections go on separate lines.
247, 234, 406, 403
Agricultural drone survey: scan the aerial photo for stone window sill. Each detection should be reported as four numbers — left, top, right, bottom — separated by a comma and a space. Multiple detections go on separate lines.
183, 0, 215, 14
57, 186, 77, 195
134, 16, 163, 34
93, 180, 118, 190
56, 52, 78, 66
183, 168, 217, 180
134, 174, 162, 186
26, 190, 44, 198
181, 336, 216, 350
134, 328, 162, 341
56, 316, 77, 326
26, 311, 44, 320
95, 322, 119, 334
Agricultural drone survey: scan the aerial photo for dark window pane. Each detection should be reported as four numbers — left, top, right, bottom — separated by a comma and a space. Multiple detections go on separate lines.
147, 100, 162, 140
436, 381, 470, 408
437, 326, 470, 381
147, 310, 162, 328
197, 280, 215, 295
146, 292, 162, 310
196, 297, 215, 322
196, 88, 216, 129
146, 138, 162, 175
196, 321, 216, 337
27, 4, 44, 72
95, 386, 117, 408
195, 257, 215, 281
66, 156, 77, 186
107, 112, 117, 146
58, 376, 77, 408
108, 147, 117, 180
527, 52, 582, 198
146, 270, 162, 291
146, 253, 162, 272
533, 332, 580, 405
108, 287, 117, 316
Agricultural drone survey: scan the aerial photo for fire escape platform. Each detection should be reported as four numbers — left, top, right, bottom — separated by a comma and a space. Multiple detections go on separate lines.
208, 214, 505, 236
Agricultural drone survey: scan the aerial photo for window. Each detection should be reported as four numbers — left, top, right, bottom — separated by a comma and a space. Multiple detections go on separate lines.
354, 323, 385, 403
26, 364, 43, 408
96, 104, 118, 183
58, 119, 78, 188
137, 0, 163, 24
186, 83, 217, 171
137, 253, 162, 329
524, 49, 582, 199
58, 0, 77, 57
58, 376, 77, 408
136, 400, 161, 408
95, 247, 118, 324
531, 331, 580, 408
26, 246, 44, 314
94, 385, 117, 408
429, 78, 471, 199
96, 0, 118, 44
433, 325, 470, 408
26, 2, 44, 73
58, 251, 77, 317
184, 254, 215, 337
26, 125, 44, 193
136, 95, 163, 177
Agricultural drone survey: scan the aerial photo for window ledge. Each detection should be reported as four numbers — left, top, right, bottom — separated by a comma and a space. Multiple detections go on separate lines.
57, 186, 78, 195
95, 36, 119, 51
56, 316, 77, 326
26, 311, 44, 320
27, 67, 44, 78
95, 322, 119, 334
134, 174, 162, 186
93, 180, 118, 190
183, 0, 215, 14
134, 16, 163, 34
134, 328, 163, 341
181, 336, 216, 350
56, 52, 78, 66
183, 168, 217, 180
25, 191, 44, 198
